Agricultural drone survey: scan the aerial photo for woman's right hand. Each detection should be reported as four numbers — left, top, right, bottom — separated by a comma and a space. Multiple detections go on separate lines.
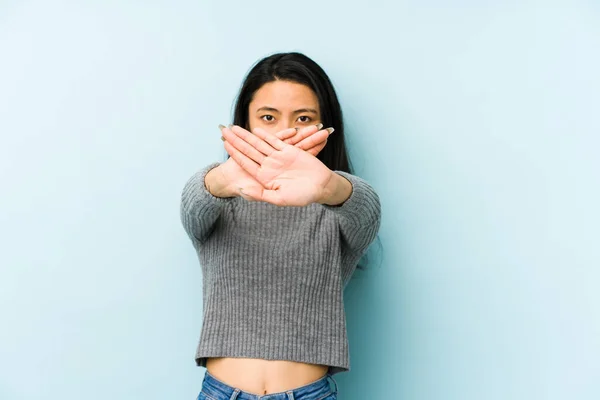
211, 124, 330, 199
206, 153, 267, 199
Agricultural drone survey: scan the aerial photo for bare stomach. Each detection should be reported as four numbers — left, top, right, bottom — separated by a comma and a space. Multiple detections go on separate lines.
205, 357, 329, 395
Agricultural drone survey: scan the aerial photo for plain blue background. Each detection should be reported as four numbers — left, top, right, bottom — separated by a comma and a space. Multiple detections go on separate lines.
1, 1, 598, 399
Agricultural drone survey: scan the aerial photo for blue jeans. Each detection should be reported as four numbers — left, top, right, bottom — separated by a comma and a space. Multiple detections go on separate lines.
197, 371, 338, 400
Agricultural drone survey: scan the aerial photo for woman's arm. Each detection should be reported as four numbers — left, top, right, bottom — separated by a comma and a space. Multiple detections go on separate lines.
218, 124, 381, 253
180, 162, 235, 248
319, 170, 382, 255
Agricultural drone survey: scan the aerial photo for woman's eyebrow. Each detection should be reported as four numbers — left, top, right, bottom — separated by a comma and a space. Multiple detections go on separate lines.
256, 106, 318, 114
293, 108, 318, 114
256, 106, 280, 114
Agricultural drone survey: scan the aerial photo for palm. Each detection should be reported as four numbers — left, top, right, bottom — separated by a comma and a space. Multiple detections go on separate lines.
254, 145, 332, 206
222, 125, 333, 206
221, 156, 264, 194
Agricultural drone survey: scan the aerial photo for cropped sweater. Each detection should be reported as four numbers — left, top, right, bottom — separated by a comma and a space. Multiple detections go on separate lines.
180, 161, 381, 375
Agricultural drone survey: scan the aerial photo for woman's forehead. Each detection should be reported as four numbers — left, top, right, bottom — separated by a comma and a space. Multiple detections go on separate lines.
250, 81, 319, 111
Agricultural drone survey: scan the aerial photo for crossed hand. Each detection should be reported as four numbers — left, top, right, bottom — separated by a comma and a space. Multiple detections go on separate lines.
217, 124, 335, 206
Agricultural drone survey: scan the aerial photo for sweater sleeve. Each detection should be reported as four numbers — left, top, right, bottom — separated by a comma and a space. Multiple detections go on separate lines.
180, 161, 233, 248
321, 170, 382, 256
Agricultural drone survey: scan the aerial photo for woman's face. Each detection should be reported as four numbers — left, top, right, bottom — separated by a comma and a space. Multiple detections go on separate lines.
248, 80, 321, 133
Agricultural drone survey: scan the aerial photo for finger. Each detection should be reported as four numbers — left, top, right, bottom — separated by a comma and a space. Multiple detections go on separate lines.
272, 127, 297, 141
249, 126, 288, 151
221, 126, 267, 165
295, 128, 330, 151
281, 124, 320, 145
223, 138, 259, 178
288, 124, 320, 145
229, 125, 278, 156
305, 139, 327, 156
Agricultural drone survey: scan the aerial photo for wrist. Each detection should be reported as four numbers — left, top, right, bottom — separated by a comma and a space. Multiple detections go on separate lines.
319, 171, 352, 206
205, 166, 236, 198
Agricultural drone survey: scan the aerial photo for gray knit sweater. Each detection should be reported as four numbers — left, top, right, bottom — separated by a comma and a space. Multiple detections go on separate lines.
180, 161, 381, 375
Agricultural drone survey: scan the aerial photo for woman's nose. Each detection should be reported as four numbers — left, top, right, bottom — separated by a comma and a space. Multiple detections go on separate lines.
279, 121, 294, 130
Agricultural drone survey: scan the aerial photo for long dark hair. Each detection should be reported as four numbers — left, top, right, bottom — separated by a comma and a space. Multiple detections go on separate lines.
228, 52, 381, 271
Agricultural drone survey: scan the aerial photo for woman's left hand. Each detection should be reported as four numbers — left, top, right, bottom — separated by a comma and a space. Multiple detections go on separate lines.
221, 125, 333, 206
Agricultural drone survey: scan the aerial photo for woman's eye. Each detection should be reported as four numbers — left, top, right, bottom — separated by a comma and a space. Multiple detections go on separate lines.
297, 116, 312, 123
261, 115, 274, 122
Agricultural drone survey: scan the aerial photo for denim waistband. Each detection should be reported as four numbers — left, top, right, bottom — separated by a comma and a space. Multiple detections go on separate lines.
200, 370, 338, 400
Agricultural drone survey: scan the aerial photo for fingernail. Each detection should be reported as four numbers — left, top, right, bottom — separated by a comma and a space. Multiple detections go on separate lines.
221, 136, 226, 141
218, 124, 226, 130
316, 123, 324, 130
228, 124, 233, 129
326, 127, 335, 135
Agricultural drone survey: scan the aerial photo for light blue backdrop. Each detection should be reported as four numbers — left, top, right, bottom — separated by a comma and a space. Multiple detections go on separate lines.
1, 1, 598, 399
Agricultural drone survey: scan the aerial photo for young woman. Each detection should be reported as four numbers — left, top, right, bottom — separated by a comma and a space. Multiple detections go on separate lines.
181, 52, 381, 400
